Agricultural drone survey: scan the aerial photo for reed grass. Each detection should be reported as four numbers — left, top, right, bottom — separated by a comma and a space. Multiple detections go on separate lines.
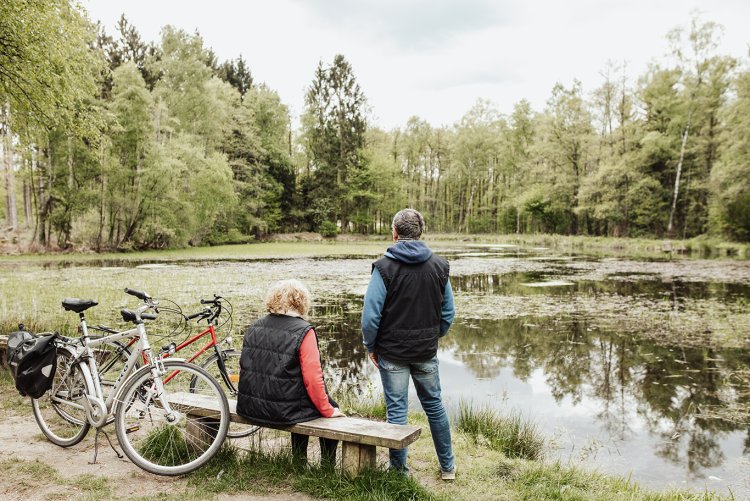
456, 400, 545, 461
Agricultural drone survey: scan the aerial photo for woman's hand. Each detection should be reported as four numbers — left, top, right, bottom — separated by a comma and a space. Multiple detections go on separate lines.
330, 408, 345, 418
368, 352, 379, 369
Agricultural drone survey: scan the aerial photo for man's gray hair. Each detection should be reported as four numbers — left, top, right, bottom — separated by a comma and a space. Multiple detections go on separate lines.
392, 209, 425, 240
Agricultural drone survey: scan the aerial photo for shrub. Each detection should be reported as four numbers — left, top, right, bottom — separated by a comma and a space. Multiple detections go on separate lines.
318, 221, 339, 238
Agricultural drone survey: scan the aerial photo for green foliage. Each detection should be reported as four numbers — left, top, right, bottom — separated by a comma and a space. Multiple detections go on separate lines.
0, 0, 102, 133
3, 10, 750, 250
216, 55, 253, 97
302, 54, 371, 231
709, 68, 750, 241
318, 220, 339, 238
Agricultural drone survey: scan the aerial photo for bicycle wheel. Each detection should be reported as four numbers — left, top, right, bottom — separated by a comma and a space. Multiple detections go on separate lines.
31, 348, 91, 447
199, 350, 260, 439
114, 360, 229, 476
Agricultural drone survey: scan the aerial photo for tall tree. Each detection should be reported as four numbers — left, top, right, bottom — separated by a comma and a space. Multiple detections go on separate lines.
107, 61, 155, 246
709, 68, 750, 241
0, 0, 100, 231
302, 54, 368, 231
665, 17, 723, 235
534, 81, 594, 234
217, 56, 254, 98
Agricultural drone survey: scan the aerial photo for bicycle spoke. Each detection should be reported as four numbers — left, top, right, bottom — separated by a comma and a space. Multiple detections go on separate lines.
115, 360, 229, 475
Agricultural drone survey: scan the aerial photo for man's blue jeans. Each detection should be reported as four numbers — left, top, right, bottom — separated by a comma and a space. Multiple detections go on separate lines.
377, 355, 454, 472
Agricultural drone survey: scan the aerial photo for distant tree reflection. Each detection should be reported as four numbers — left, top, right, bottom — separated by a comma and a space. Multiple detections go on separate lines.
310, 292, 750, 477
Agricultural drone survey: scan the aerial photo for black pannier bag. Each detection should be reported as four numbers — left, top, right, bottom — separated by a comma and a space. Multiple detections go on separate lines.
7, 329, 58, 398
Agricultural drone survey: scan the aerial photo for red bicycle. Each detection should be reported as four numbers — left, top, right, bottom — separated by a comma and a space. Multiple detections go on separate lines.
93, 294, 258, 438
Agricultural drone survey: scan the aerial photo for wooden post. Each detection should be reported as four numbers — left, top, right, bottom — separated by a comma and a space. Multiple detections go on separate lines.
341, 442, 376, 476
0, 335, 7, 368
185, 415, 219, 452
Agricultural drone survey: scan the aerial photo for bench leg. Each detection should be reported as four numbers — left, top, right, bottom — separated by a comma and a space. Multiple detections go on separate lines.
341, 441, 375, 476
184, 413, 219, 451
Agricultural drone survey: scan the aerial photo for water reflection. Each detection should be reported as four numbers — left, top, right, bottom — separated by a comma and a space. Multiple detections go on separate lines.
311, 295, 371, 392
451, 271, 750, 301
311, 291, 750, 493
449, 318, 750, 474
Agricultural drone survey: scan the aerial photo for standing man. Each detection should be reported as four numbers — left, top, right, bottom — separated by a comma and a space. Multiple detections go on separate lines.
361, 208, 456, 480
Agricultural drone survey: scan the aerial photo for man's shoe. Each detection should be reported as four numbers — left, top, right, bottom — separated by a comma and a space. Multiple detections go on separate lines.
441, 466, 456, 481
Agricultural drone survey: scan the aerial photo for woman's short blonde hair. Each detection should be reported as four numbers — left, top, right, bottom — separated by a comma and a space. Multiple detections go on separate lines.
264, 279, 312, 317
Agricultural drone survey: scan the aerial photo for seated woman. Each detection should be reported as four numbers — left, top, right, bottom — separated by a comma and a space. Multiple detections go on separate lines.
237, 279, 344, 465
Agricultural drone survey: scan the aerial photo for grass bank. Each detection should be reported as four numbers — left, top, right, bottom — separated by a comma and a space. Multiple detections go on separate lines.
0, 233, 747, 264
456, 401, 544, 461
0, 239, 391, 264
0, 371, 732, 500
427, 233, 750, 260
185, 404, 728, 501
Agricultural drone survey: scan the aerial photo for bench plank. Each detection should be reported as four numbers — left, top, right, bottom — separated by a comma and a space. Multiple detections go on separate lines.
165, 391, 421, 450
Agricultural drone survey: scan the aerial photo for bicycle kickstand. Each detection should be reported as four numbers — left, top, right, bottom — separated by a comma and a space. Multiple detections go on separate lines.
88, 429, 124, 465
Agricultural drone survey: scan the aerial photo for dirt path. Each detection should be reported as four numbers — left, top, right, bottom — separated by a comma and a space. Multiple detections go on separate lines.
0, 413, 182, 499
0, 397, 312, 500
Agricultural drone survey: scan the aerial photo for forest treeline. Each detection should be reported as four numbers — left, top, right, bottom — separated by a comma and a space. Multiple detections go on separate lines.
1, 1, 749, 250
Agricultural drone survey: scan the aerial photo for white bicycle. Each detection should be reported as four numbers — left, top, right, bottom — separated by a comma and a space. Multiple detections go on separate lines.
31, 288, 230, 476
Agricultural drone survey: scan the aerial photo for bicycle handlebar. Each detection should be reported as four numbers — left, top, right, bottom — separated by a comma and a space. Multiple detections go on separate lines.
187, 298, 223, 324
186, 310, 209, 321
124, 288, 151, 301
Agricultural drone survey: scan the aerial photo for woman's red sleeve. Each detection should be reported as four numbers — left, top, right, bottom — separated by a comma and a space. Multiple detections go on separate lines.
299, 328, 335, 417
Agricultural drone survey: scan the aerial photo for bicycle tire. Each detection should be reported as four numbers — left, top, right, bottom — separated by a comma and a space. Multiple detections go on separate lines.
114, 360, 229, 476
32, 348, 91, 447
199, 350, 260, 438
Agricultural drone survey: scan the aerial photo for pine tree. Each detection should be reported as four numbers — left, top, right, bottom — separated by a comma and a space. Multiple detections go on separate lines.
302, 54, 368, 231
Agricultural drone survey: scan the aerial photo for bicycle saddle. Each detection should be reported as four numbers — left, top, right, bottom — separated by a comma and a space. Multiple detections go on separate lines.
62, 298, 98, 313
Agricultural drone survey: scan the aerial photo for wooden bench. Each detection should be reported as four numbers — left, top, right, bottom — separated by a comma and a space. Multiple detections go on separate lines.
165, 392, 421, 475
0, 335, 7, 368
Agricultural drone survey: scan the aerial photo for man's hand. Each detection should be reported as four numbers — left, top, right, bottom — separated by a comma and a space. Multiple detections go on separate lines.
330, 408, 345, 418
369, 352, 379, 369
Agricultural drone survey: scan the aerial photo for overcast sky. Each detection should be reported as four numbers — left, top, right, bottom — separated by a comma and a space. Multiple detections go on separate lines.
83, 0, 750, 130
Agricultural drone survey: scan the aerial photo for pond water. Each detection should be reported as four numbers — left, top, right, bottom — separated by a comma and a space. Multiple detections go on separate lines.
309, 247, 750, 497
1, 243, 749, 496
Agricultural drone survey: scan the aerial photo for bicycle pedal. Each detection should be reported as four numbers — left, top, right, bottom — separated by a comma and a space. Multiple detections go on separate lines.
125, 425, 140, 434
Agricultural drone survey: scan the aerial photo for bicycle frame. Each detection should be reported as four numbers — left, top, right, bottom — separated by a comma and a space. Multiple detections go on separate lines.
116, 320, 230, 385
54, 312, 176, 429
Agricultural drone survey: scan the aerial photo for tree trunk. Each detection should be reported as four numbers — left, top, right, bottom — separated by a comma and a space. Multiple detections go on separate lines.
23, 176, 32, 228
668, 109, 692, 235
96, 143, 105, 252
463, 184, 475, 233
2, 101, 18, 230
30, 145, 39, 243
516, 209, 521, 234
61, 133, 74, 246
40, 136, 54, 247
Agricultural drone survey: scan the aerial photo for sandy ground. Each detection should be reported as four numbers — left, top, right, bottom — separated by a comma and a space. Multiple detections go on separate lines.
0, 401, 313, 500
0, 413, 181, 500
